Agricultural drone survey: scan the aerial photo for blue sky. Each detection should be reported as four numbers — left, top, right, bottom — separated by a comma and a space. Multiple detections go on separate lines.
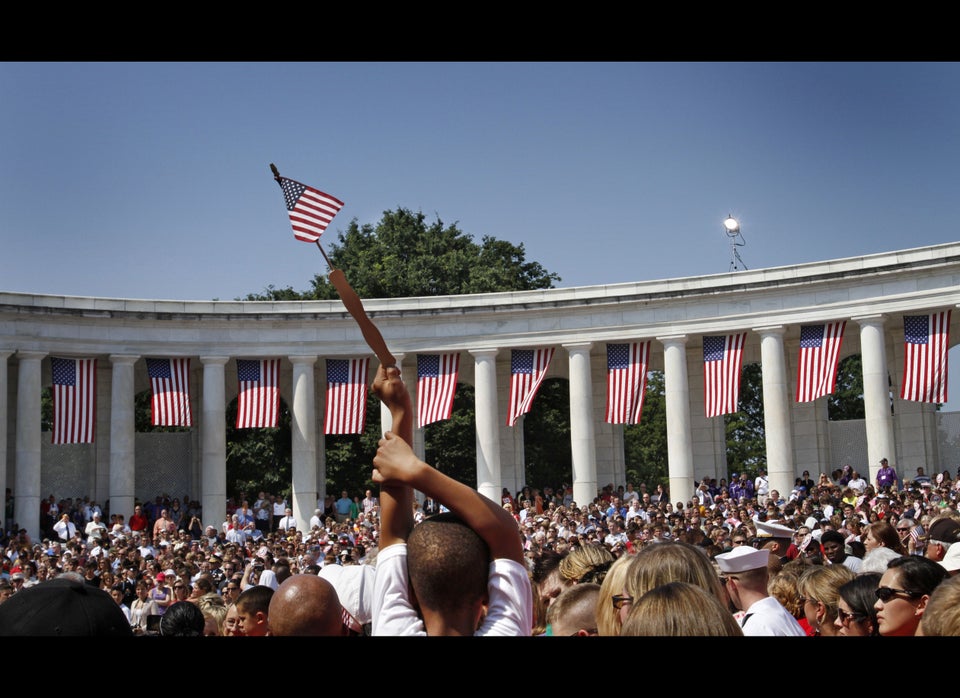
4, 61, 960, 404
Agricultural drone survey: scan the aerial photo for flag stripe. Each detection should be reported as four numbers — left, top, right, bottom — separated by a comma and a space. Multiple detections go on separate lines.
278, 176, 345, 243
325, 358, 370, 435
901, 311, 951, 403
236, 359, 281, 428
147, 357, 193, 427
507, 348, 555, 426
605, 342, 650, 424
417, 352, 461, 427
795, 321, 846, 402
703, 333, 746, 418
51, 357, 96, 444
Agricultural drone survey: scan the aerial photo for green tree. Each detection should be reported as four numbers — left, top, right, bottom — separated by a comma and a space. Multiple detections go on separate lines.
624, 371, 668, 490
244, 208, 560, 301
828, 355, 866, 419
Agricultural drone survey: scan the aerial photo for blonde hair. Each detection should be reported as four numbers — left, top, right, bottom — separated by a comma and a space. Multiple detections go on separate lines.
918, 573, 960, 636
559, 544, 615, 585
797, 564, 855, 625
595, 555, 633, 636
620, 582, 743, 636
623, 541, 727, 607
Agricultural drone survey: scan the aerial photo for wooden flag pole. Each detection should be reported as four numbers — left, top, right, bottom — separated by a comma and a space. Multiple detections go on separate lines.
271, 164, 396, 367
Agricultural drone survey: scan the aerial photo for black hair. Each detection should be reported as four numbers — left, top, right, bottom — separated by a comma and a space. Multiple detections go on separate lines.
158, 601, 205, 637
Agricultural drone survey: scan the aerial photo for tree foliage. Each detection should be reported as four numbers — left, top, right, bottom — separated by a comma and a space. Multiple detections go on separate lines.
244, 208, 560, 301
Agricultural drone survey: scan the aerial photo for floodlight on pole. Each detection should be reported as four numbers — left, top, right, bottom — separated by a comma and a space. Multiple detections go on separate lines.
724, 214, 747, 271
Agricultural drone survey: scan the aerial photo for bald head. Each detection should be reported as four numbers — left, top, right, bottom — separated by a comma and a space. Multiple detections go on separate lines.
267, 574, 344, 636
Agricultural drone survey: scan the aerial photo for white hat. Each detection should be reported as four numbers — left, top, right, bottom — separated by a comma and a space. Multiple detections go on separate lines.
715, 546, 770, 573
755, 521, 795, 539
939, 543, 960, 573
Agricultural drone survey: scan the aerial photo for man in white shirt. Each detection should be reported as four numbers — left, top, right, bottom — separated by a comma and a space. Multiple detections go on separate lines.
53, 513, 77, 542
278, 508, 298, 532
754, 469, 770, 507
309, 509, 324, 531
273, 497, 287, 531
85, 512, 108, 545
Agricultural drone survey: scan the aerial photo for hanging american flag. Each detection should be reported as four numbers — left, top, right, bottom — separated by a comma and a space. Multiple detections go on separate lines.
795, 321, 846, 403
507, 348, 555, 427
236, 359, 281, 428
146, 358, 193, 427
51, 357, 96, 444
417, 353, 461, 428
606, 342, 650, 424
703, 333, 746, 418
325, 357, 370, 435
901, 310, 951, 403
276, 175, 345, 243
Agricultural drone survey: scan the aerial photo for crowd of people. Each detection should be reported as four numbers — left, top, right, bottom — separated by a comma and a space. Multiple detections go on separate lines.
3, 366, 960, 636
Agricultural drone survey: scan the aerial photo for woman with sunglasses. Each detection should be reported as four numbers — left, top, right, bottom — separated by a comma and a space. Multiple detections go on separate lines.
834, 572, 881, 636
874, 555, 948, 636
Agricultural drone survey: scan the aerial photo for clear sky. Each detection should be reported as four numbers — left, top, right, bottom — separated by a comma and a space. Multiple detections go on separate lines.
4, 62, 960, 404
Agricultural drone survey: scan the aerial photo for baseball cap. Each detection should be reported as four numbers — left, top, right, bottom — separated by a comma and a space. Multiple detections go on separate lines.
0, 577, 133, 636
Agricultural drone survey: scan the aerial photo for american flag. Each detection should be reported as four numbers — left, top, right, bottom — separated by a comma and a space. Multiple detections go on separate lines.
51, 357, 96, 444
507, 348, 554, 427
236, 359, 281, 428
146, 358, 193, 427
277, 176, 345, 243
703, 333, 746, 418
325, 358, 370, 435
605, 342, 650, 424
901, 311, 951, 403
417, 353, 461, 428
795, 321, 846, 403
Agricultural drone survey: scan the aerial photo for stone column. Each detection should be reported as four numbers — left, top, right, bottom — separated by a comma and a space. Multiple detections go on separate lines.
289, 355, 317, 532
855, 315, 895, 484
658, 336, 694, 504
15, 351, 45, 541
470, 349, 500, 504
108, 354, 139, 523
0, 351, 10, 532
566, 342, 598, 511
756, 326, 794, 498
200, 356, 229, 531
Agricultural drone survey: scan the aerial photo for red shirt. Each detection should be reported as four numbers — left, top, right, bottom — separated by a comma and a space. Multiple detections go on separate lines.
129, 513, 148, 532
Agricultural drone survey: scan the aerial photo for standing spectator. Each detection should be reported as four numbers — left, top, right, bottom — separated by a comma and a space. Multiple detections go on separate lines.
876, 458, 900, 493
755, 468, 770, 507
797, 564, 856, 636
129, 580, 161, 634
715, 546, 806, 636
545, 582, 600, 636
820, 530, 864, 573
152, 509, 176, 540
278, 508, 297, 532
875, 555, 948, 636
361, 489, 379, 517
370, 363, 532, 636
335, 490, 353, 523
84, 512, 108, 545
924, 516, 960, 564
272, 495, 287, 532
848, 469, 869, 496
54, 513, 77, 542
128, 504, 148, 534
234, 585, 273, 636
834, 572, 881, 636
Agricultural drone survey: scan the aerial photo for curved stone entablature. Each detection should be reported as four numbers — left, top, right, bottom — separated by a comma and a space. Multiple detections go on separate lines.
3, 242, 959, 359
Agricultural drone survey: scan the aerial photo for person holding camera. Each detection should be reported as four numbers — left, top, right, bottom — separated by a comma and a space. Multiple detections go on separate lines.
240, 557, 265, 591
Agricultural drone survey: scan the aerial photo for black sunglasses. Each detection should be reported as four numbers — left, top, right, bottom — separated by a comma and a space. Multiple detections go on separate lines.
836, 608, 867, 624
875, 586, 922, 602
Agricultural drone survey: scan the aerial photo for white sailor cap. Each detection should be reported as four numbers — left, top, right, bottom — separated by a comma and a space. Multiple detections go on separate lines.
715, 546, 770, 573
755, 520, 795, 539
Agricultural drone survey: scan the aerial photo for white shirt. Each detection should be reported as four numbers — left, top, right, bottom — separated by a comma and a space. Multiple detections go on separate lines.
279, 515, 297, 531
